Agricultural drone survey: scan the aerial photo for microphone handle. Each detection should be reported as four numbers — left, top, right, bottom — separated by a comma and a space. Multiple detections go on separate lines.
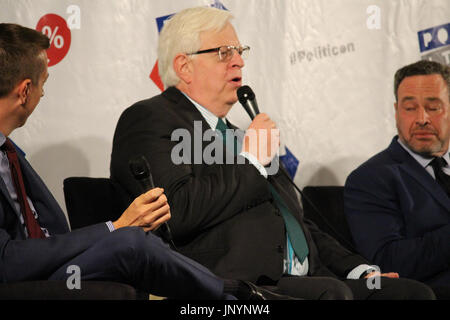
244, 101, 261, 120
250, 99, 260, 115
138, 178, 176, 250
243, 101, 256, 120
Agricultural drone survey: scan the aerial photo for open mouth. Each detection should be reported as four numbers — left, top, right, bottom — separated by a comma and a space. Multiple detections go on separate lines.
229, 77, 242, 88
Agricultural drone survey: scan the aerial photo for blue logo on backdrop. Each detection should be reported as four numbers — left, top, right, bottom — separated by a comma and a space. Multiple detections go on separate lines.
418, 23, 450, 65
156, 14, 173, 33
280, 147, 299, 179
418, 23, 450, 52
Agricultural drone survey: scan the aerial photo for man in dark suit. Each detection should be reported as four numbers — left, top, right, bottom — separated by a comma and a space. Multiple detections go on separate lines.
0, 22, 292, 300
345, 60, 450, 298
111, 6, 434, 299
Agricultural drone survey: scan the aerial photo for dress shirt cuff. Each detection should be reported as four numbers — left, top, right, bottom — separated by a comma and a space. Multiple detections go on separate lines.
239, 152, 268, 178
346, 264, 378, 280
105, 221, 115, 232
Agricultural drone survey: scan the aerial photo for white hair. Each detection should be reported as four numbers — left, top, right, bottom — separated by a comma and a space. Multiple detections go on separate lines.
157, 7, 233, 88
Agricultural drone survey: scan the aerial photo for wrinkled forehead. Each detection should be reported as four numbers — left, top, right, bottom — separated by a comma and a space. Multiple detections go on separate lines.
398, 74, 449, 100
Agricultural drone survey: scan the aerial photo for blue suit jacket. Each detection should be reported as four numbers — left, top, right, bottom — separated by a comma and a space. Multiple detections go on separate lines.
344, 137, 450, 285
0, 147, 110, 282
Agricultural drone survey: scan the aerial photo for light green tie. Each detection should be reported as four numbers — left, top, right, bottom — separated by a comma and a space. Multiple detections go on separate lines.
216, 118, 239, 155
216, 118, 309, 263
269, 185, 309, 263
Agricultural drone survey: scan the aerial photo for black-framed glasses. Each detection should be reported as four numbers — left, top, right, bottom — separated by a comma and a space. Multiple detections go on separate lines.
188, 45, 250, 62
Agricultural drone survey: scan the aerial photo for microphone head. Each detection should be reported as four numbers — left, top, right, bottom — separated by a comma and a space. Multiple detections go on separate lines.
129, 156, 150, 180
237, 85, 255, 105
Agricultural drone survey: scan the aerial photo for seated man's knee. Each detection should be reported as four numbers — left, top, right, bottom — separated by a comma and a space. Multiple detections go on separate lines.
109, 227, 169, 258
107, 227, 148, 258
392, 279, 436, 300
321, 279, 353, 300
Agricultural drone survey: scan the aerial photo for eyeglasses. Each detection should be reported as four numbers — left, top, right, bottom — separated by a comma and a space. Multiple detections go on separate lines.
188, 45, 250, 62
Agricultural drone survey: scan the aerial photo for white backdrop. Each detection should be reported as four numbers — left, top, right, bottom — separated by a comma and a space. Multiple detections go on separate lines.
1, 0, 449, 219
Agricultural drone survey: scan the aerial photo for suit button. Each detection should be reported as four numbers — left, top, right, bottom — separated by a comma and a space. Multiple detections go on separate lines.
274, 208, 281, 216
277, 245, 284, 253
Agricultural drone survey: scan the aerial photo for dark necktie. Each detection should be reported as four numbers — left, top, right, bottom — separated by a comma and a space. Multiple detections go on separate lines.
216, 119, 309, 262
216, 118, 239, 155
430, 157, 450, 197
2, 138, 45, 238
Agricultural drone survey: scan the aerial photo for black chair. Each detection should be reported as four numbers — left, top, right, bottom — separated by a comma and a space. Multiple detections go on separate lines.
0, 280, 137, 300
63, 177, 131, 229
301, 186, 357, 253
62, 176, 150, 300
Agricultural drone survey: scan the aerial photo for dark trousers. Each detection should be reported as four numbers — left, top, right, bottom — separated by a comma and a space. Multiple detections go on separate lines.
49, 227, 229, 299
269, 275, 436, 300
425, 269, 450, 300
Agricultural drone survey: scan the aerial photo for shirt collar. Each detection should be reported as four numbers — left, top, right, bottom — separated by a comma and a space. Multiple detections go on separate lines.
397, 137, 450, 168
181, 92, 226, 130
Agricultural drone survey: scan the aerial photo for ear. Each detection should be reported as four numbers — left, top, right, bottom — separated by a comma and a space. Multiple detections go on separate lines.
173, 53, 193, 84
16, 79, 32, 105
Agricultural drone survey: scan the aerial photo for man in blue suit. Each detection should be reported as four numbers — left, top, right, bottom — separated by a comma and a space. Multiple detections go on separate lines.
0, 23, 292, 300
345, 60, 450, 298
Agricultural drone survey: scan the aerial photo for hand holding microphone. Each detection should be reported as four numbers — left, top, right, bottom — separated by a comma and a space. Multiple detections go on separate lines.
112, 156, 172, 235
128, 156, 175, 247
113, 187, 171, 233
237, 86, 280, 166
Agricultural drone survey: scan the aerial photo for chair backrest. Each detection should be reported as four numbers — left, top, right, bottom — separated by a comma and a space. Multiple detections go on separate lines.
63, 177, 132, 229
301, 186, 356, 253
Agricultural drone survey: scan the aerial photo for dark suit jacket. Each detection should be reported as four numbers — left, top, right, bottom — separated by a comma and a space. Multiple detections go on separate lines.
345, 137, 450, 286
0, 148, 111, 282
110, 87, 369, 283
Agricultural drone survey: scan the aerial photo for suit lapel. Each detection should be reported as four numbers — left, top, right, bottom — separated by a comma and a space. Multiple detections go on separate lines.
389, 138, 450, 211
163, 87, 235, 160
17, 152, 69, 234
163, 87, 209, 127
0, 171, 23, 222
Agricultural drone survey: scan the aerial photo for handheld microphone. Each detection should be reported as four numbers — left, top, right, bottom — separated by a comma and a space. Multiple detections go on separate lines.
236, 85, 357, 252
129, 155, 176, 248
237, 85, 260, 120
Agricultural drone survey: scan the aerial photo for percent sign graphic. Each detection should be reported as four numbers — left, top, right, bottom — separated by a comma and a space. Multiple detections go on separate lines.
42, 26, 64, 49
36, 14, 71, 67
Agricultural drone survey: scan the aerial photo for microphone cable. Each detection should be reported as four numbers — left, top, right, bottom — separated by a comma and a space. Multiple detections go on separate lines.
237, 85, 357, 252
